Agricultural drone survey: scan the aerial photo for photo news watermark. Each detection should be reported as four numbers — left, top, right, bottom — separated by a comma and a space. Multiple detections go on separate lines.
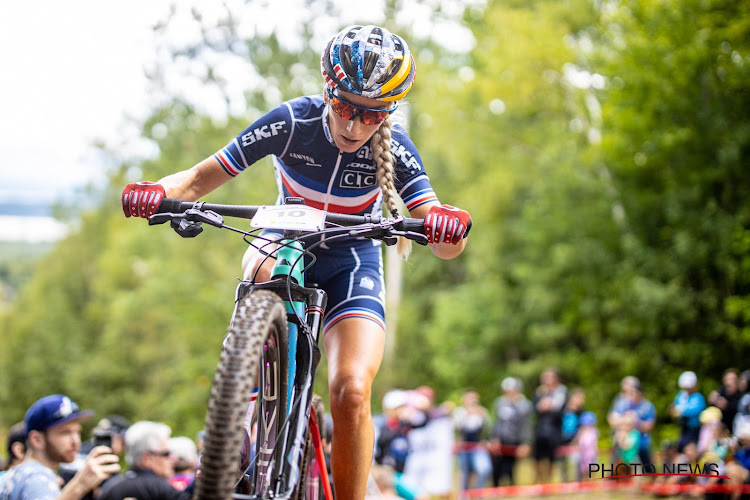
589, 462, 729, 480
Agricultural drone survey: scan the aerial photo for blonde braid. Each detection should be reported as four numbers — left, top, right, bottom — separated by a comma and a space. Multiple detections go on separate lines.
372, 116, 412, 259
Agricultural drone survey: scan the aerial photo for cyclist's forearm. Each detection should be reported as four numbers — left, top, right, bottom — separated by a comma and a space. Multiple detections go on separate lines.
159, 156, 232, 201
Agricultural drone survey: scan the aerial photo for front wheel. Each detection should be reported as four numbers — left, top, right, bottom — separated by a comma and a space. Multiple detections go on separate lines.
193, 290, 289, 500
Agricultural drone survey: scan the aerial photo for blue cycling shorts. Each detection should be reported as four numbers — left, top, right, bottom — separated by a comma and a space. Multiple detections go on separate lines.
305, 242, 385, 335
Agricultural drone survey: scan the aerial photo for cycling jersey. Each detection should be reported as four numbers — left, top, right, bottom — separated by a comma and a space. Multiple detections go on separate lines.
216, 94, 437, 221
218, 94, 436, 332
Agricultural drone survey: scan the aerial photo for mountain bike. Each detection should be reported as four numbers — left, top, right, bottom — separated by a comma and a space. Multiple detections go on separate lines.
149, 197, 427, 499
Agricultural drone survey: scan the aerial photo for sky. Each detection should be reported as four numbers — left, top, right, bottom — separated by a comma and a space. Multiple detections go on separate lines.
0, 0, 477, 242
0, 1, 173, 206
0, 1, 211, 241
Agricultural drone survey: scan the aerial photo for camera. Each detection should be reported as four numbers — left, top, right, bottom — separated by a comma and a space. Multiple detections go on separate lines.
92, 430, 112, 448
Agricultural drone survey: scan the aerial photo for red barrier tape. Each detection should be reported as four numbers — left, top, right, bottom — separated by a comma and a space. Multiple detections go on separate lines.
459, 479, 750, 498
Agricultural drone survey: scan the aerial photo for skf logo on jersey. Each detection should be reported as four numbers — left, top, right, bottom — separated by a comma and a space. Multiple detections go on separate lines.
340, 169, 376, 189
241, 121, 286, 146
390, 139, 420, 172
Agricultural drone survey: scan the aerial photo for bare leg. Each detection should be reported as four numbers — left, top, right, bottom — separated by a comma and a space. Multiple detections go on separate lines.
325, 318, 385, 500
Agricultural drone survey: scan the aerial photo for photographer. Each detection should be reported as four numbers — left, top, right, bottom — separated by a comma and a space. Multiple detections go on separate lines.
59, 416, 130, 499
0, 394, 120, 500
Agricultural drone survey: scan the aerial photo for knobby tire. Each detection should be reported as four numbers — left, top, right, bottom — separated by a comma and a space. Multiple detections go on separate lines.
193, 290, 288, 500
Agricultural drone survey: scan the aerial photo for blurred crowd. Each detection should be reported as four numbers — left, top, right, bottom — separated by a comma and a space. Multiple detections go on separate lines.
371, 368, 750, 499
0, 394, 200, 499
3, 367, 750, 499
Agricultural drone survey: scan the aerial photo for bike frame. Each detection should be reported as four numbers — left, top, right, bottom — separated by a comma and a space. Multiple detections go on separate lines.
150, 198, 425, 500
233, 231, 331, 500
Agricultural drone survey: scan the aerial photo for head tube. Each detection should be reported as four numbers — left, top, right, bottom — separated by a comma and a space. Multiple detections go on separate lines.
271, 239, 305, 286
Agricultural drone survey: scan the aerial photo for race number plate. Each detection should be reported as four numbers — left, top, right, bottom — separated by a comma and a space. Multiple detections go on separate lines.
250, 205, 326, 232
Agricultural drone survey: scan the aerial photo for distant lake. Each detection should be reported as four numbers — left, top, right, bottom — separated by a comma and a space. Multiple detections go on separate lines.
0, 215, 68, 243
0, 203, 52, 218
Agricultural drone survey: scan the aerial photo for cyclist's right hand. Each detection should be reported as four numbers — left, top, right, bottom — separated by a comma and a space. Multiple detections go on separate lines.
121, 181, 166, 218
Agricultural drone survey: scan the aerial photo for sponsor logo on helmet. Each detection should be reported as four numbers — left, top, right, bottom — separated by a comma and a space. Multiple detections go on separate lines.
241, 121, 286, 146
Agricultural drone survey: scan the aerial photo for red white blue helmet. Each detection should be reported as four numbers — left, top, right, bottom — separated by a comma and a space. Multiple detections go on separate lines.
321, 25, 416, 102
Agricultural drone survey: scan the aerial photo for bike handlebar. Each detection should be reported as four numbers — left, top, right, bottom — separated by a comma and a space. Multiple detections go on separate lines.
153, 198, 427, 244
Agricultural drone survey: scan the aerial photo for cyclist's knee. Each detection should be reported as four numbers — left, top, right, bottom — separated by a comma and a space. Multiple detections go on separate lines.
329, 375, 371, 419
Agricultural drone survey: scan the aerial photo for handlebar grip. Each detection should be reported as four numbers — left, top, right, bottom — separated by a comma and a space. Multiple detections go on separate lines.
156, 198, 186, 214
401, 218, 425, 235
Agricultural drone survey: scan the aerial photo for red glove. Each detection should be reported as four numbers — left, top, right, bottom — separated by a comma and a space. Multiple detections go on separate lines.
121, 182, 166, 218
424, 204, 472, 245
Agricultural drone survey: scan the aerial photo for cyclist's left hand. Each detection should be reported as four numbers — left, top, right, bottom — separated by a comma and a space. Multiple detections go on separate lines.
424, 204, 472, 245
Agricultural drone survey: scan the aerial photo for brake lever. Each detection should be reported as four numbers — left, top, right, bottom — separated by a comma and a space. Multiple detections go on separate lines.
183, 209, 225, 227
148, 212, 177, 225
390, 230, 429, 246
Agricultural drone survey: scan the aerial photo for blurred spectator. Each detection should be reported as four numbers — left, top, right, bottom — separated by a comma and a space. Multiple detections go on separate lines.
576, 412, 598, 481
627, 381, 656, 465
1, 423, 26, 475
402, 386, 454, 497
708, 369, 742, 430
0, 394, 119, 499
533, 368, 567, 484
92, 416, 130, 457
453, 390, 491, 490
697, 406, 723, 455
374, 390, 427, 500
607, 376, 640, 428
734, 390, 750, 437
560, 387, 585, 481
97, 420, 186, 500
740, 370, 750, 395
168, 436, 197, 491
59, 415, 131, 498
375, 390, 412, 475
607, 376, 639, 465
561, 388, 586, 445
490, 377, 533, 486
725, 423, 750, 500
669, 371, 707, 452
195, 429, 205, 457
613, 411, 640, 468
367, 464, 406, 500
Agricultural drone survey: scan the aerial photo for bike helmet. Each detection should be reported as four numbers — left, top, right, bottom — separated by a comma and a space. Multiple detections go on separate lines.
321, 25, 416, 102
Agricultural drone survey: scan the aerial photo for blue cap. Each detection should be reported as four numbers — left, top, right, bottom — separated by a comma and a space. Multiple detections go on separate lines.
24, 395, 94, 437
580, 411, 596, 426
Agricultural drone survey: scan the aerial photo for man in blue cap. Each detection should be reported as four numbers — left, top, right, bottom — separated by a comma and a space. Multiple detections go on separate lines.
0, 394, 120, 500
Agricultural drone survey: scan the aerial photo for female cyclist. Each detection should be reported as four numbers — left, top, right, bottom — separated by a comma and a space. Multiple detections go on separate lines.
122, 25, 472, 499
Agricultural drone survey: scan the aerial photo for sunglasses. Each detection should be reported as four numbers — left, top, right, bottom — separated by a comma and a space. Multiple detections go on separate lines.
148, 449, 172, 458
326, 88, 398, 125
